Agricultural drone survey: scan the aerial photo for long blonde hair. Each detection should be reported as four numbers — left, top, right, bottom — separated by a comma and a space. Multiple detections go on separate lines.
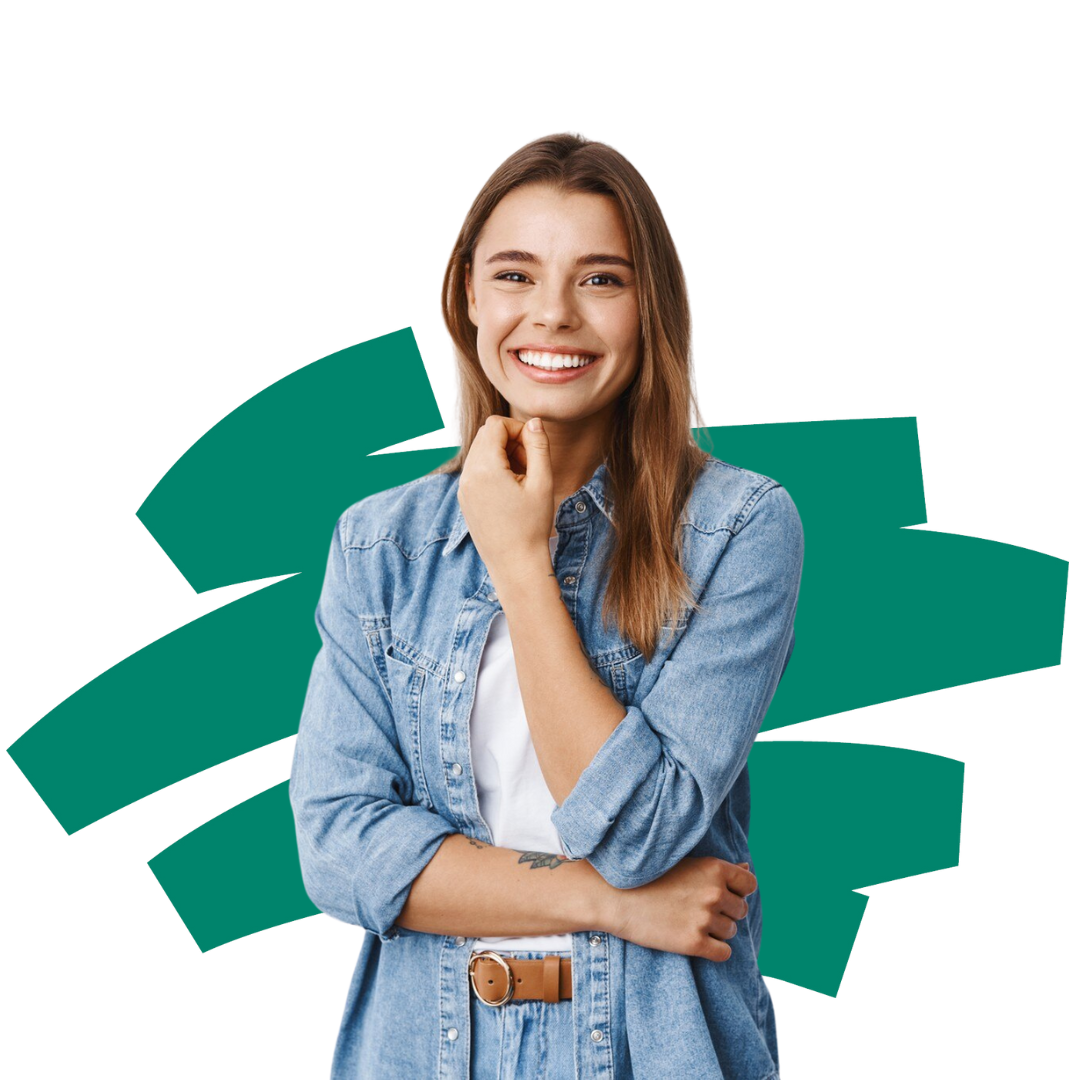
433, 133, 713, 664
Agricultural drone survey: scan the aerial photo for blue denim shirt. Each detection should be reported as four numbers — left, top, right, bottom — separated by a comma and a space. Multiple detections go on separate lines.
289, 455, 803, 1079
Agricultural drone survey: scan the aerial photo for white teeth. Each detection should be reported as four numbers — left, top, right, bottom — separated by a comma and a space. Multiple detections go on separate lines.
516, 349, 598, 370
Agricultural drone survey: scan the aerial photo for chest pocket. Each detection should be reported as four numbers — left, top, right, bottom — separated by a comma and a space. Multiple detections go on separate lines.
591, 615, 690, 708
592, 643, 645, 707
361, 618, 443, 810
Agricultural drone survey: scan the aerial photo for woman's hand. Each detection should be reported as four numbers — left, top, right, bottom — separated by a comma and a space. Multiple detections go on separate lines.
602, 857, 758, 962
457, 414, 554, 590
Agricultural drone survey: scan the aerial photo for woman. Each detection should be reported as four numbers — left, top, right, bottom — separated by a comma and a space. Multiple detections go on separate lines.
290, 133, 803, 1079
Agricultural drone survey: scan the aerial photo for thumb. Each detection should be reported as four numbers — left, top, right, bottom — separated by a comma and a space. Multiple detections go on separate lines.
524, 416, 552, 480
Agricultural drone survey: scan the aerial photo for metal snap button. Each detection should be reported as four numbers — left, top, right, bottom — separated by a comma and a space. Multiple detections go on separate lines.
454, 936, 466, 947
451, 763, 463, 776
447, 1027, 459, 1041
562, 575, 576, 585
589, 934, 602, 946
590, 1029, 604, 1043
454, 670, 466, 682
487, 592, 498, 602
575, 500, 587, 513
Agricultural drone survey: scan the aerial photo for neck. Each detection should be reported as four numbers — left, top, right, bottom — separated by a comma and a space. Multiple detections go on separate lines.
538, 419, 610, 533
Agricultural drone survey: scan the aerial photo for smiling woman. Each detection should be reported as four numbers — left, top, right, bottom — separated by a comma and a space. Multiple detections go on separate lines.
289, 133, 803, 1080
465, 186, 642, 404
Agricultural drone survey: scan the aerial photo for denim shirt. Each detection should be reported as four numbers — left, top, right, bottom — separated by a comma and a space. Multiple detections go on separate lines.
289, 455, 803, 1080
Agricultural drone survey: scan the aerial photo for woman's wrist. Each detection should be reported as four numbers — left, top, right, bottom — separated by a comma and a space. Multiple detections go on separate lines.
566, 855, 624, 935
489, 550, 559, 607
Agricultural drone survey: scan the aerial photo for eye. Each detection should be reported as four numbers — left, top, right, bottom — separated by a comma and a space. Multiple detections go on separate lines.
494, 271, 531, 283
584, 273, 624, 287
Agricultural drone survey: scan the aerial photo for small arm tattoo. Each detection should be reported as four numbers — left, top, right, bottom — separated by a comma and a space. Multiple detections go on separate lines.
467, 837, 491, 851
514, 849, 570, 870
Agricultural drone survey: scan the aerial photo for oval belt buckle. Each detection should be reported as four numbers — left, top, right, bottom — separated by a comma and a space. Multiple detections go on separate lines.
468, 950, 515, 1007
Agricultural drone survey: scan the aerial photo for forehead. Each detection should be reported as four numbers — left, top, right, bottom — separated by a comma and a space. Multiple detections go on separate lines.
477, 184, 630, 257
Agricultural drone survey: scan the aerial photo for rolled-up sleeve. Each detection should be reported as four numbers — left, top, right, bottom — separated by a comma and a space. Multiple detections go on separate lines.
550, 483, 804, 890
289, 511, 459, 942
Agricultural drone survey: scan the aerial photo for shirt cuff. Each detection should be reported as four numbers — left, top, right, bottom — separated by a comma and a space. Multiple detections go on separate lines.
355, 804, 458, 943
549, 706, 661, 864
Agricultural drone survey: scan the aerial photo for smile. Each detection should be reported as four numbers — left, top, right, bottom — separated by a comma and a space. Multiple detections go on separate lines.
513, 349, 599, 370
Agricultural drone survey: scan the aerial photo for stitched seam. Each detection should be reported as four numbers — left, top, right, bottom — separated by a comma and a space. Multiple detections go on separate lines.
387, 635, 448, 683
732, 479, 781, 534
346, 535, 450, 560
591, 643, 641, 668
683, 479, 780, 536
363, 628, 393, 706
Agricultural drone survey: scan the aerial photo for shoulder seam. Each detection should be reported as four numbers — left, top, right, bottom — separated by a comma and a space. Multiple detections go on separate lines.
684, 461, 781, 536
347, 535, 450, 560
339, 472, 453, 551
732, 479, 783, 536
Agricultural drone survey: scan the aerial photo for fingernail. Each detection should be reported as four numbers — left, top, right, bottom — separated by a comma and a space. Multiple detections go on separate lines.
528, 416, 542, 432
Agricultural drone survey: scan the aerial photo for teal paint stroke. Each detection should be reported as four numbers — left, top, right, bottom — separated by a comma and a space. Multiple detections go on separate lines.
7, 328, 1068, 995
751, 742, 964, 996
708, 418, 1067, 730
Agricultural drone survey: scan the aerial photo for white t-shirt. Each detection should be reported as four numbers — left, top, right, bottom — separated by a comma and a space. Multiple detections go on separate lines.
469, 534, 573, 953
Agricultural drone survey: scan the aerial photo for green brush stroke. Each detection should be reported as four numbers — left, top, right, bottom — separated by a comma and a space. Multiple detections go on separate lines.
7, 328, 1068, 995
751, 742, 965, 996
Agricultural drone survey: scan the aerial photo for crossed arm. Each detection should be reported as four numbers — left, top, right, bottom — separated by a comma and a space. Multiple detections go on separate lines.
396, 833, 616, 939
290, 484, 803, 939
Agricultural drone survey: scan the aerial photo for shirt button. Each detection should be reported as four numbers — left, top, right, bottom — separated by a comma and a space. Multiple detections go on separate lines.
454, 936, 466, 947
590, 1029, 605, 1043
562, 575, 576, 585
589, 934, 602, 946
487, 592, 498, 602
454, 670, 466, 683
575, 500, 587, 513
447, 1027, 459, 1041
451, 763, 463, 776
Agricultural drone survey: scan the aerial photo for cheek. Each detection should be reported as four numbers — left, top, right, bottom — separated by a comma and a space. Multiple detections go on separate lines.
609, 316, 642, 360
475, 294, 521, 336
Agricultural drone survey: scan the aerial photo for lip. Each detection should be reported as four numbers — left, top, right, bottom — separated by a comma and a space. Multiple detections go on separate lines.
509, 346, 603, 384
514, 344, 600, 356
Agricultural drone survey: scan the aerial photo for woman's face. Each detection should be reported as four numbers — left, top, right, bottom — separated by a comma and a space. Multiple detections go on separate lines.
466, 183, 642, 427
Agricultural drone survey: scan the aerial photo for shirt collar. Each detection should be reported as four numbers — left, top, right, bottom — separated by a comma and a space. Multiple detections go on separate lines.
442, 458, 613, 557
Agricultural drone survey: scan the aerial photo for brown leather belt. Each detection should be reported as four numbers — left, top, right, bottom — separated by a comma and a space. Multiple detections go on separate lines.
468, 950, 572, 1006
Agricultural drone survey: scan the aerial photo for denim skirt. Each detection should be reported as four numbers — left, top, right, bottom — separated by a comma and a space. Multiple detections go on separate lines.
469, 950, 576, 1079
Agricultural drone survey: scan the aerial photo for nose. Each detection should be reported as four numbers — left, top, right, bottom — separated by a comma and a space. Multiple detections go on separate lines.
532, 277, 580, 332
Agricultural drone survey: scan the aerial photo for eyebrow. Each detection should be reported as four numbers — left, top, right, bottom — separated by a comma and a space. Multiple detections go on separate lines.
484, 250, 635, 271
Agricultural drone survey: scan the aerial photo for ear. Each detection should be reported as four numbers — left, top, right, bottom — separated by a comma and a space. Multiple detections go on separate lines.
465, 263, 478, 327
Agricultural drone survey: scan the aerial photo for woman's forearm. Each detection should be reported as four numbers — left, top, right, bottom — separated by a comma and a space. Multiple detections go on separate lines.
491, 557, 627, 807
395, 833, 617, 938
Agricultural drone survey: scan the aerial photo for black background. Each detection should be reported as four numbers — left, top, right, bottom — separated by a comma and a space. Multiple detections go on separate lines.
12, 126, 1067, 1071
